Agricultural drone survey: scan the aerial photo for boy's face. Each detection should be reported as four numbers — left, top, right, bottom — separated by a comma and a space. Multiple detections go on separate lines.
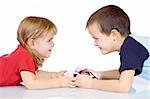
32, 33, 55, 58
87, 22, 116, 55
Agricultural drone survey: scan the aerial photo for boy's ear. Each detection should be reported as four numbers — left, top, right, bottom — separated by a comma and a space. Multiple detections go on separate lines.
27, 39, 35, 49
110, 29, 120, 41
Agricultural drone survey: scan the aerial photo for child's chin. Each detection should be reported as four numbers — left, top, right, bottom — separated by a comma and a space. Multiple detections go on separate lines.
45, 54, 51, 58
47, 54, 51, 58
101, 51, 109, 55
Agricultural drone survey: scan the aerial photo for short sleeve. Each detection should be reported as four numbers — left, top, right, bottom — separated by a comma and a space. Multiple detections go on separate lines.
119, 49, 144, 75
18, 50, 37, 74
119, 36, 149, 76
130, 34, 150, 80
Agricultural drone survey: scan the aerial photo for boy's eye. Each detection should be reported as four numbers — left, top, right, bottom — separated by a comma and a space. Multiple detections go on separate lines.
93, 37, 99, 40
95, 38, 99, 40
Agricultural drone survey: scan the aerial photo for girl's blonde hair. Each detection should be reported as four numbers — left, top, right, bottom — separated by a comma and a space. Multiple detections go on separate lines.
17, 16, 57, 66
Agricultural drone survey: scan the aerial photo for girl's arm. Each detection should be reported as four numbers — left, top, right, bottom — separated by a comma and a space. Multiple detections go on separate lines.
76, 69, 135, 93
98, 69, 120, 79
20, 71, 76, 90
36, 70, 66, 79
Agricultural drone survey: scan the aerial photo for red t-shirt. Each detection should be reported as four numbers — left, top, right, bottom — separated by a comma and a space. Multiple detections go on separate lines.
0, 45, 38, 86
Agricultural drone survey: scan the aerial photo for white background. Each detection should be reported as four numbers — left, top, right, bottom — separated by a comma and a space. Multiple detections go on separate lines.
0, 0, 149, 71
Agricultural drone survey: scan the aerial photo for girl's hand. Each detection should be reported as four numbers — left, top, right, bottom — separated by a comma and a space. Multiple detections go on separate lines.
59, 76, 76, 88
51, 70, 67, 78
76, 74, 96, 88
57, 70, 67, 78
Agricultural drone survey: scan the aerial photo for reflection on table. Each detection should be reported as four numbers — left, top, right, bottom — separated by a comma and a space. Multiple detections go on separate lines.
0, 77, 149, 99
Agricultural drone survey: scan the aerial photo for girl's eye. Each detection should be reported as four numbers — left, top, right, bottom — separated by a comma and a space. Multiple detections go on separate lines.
48, 38, 53, 42
48, 39, 51, 42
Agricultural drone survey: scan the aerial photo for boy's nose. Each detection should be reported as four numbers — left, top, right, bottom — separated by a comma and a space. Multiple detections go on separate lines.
94, 41, 98, 46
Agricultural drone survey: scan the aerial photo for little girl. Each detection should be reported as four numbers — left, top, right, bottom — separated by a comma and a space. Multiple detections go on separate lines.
0, 16, 76, 89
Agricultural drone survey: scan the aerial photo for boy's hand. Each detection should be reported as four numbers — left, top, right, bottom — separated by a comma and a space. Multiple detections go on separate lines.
76, 74, 95, 88
59, 76, 76, 88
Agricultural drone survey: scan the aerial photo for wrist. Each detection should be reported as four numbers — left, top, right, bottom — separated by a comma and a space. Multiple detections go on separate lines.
98, 72, 101, 79
57, 78, 61, 88
91, 79, 97, 89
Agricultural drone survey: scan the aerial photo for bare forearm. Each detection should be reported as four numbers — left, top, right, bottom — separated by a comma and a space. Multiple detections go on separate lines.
92, 70, 135, 93
92, 79, 130, 93
36, 70, 57, 78
21, 71, 73, 89
76, 70, 134, 93
98, 70, 120, 79
25, 78, 60, 89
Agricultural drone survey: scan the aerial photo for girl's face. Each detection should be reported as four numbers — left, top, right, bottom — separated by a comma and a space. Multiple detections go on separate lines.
32, 33, 55, 58
88, 22, 116, 55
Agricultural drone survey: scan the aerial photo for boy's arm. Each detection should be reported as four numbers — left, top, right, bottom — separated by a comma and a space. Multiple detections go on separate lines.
36, 70, 66, 78
77, 69, 135, 93
21, 71, 76, 89
98, 69, 120, 79
93, 70, 135, 92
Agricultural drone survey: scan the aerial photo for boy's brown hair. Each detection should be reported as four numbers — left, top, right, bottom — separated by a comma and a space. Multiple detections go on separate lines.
86, 5, 131, 36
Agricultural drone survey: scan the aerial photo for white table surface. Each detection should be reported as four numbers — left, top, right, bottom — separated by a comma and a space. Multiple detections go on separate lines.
0, 77, 149, 99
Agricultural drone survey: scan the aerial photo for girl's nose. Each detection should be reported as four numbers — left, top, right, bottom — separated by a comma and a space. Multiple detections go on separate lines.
94, 41, 97, 46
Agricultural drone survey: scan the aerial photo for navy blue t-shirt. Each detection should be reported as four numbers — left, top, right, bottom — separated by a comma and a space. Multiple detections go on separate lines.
119, 36, 149, 76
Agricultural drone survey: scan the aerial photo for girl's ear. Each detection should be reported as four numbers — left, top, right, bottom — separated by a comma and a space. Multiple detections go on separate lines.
27, 39, 35, 49
110, 29, 120, 41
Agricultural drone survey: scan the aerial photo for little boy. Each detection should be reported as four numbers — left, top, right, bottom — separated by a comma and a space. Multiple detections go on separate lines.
75, 5, 149, 93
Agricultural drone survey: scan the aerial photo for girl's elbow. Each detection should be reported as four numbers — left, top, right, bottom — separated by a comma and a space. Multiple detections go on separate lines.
23, 80, 37, 90
24, 83, 35, 90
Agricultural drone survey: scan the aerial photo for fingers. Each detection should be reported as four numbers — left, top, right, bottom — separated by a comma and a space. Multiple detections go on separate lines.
75, 80, 81, 87
59, 75, 89, 88
68, 77, 76, 81
75, 74, 92, 88
59, 76, 77, 88
68, 80, 76, 88
75, 76, 82, 87
67, 76, 80, 88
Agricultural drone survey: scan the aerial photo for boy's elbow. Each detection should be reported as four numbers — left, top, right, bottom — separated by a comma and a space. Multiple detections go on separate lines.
119, 87, 130, 93
118, 84, 131, 93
